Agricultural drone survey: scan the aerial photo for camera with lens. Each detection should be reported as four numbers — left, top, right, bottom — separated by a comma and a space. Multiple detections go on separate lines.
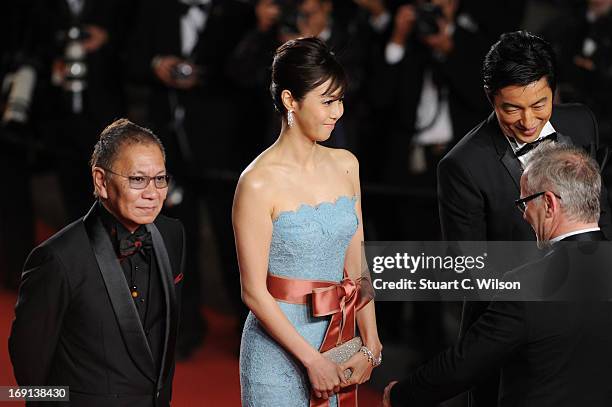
171, 62, 195, 81
414, 3, 444, 37
56, 25, 90, 113
61, 26, 88, 93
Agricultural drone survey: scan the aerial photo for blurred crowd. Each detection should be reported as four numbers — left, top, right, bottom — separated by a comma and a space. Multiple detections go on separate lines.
1, 0, 611, 357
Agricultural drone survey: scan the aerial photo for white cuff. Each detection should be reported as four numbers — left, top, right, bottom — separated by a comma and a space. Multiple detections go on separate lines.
385, 42, 405, 65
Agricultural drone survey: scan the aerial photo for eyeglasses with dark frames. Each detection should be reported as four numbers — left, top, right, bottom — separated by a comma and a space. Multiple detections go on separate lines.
514, 191, 562, 214
99, 167, 171, 190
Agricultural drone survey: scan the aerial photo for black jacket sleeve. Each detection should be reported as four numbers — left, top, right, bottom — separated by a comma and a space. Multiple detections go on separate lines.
8, 246, 71, 385
437, 153, 487, 241
585, 105, 612, 239
390, 299, 528, 406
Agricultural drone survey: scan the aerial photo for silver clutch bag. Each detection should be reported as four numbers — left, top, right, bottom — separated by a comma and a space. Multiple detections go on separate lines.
321, 337, 362, 379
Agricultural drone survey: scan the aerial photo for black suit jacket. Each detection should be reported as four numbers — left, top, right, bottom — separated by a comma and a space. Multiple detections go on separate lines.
9, 204, 185, 407
391, 231, 612, 407
438, 103, 612, 243
437, 103, 612, 405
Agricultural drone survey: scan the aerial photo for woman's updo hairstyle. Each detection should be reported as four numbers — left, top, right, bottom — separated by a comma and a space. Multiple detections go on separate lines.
270, 37, 347, 117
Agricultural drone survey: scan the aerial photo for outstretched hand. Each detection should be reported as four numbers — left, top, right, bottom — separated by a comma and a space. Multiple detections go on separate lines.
382, 381, 398, 407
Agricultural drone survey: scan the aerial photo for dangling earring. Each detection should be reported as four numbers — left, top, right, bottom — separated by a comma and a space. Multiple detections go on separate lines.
287, 110, 295, 127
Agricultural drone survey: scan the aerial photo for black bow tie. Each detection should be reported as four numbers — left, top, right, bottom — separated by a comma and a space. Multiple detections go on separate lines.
515, 132, 558, 157
119, 228, 153, 258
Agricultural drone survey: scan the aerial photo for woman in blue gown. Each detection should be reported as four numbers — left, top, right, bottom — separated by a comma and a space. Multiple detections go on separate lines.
232, 37, 382, 406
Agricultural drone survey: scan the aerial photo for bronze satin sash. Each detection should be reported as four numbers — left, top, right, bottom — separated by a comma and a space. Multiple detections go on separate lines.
266, 271, 374, 407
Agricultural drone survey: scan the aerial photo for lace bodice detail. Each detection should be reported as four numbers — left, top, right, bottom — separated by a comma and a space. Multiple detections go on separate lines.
268, 195, 359, 281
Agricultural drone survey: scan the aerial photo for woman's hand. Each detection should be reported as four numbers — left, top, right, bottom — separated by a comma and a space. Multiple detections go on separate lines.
339, 350, 373, 387
340, 342, 382, 387
305, 354, 347, 399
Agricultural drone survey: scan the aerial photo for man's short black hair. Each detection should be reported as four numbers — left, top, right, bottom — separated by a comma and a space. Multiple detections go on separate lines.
483, 30, 557, 97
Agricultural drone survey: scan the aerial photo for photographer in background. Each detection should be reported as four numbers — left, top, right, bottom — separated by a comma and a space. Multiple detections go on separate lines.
0, 0, 130, 288
542, 0, 612, 145
0, 2, 37, 290
229, 0, 377, 152
368, 0, 525, 377
127, 0, 252, 359
373, 0, 507, 185
17, 0, 129, 222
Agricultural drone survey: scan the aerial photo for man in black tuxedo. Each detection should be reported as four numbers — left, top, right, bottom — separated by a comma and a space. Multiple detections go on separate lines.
384, 142, 612, 406
438, 30, 612, 244
9, 119, 184, 407
436, 30, 612, 406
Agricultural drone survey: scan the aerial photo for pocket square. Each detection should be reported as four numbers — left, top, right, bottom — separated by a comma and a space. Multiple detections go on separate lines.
174, 273, 184, 284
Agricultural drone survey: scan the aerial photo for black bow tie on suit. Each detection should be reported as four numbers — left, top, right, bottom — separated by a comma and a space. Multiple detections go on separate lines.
119, 229, 153, 258
515, 132, 558, 157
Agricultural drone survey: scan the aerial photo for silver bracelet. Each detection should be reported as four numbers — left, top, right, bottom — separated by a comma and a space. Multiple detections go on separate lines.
360, 346, 382, 367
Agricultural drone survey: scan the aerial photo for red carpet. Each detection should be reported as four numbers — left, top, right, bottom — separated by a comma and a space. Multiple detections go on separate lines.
1, 291, 381, 406
0, 291, 19, 407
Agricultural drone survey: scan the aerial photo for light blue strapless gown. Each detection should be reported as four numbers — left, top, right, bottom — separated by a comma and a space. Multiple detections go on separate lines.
240, 196, 358, 407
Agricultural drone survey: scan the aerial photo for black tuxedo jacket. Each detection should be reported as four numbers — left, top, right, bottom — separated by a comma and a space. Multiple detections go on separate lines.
391, 231, 612, 407
437, 103, 612, 405
438, 103, 612, 243
9, 204, 185, 407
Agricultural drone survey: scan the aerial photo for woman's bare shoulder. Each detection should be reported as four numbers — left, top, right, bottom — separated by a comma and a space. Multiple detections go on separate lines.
322, 146, 359, 172
237, 149, 284, 198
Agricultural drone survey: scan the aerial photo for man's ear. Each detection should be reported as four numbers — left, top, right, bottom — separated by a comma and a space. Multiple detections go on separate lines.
93, 167, 109, 199
543, 191, 558, 218
484, 87, 494, 107
281, 89, 297, 113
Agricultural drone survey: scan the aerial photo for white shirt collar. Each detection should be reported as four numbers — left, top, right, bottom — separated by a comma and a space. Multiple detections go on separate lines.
318, 26, 332, 42
551, 227, 601, 244
505, 121, 556, 153
506, 121, 556, 166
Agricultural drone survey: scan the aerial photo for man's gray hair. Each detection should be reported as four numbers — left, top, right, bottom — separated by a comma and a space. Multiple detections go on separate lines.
523, 141, 600, 223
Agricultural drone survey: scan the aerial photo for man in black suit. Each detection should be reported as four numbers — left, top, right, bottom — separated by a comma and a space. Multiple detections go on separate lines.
436, 30, 612, 406
9, 119, 184, 407
438, 30, 611, 243
384, 142, 612, 406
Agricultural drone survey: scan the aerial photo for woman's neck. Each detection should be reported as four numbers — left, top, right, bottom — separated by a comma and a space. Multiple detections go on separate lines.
275, 124, 319, 169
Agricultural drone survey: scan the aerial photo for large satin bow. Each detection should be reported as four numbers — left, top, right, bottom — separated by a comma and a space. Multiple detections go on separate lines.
265, 272, 374, 407
312, 277, 369, 349
310, 277, 372, 407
